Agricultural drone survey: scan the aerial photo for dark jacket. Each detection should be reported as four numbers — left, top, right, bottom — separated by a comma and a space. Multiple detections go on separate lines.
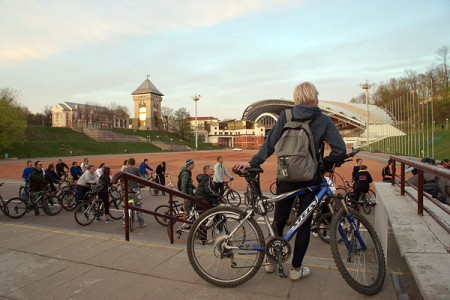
95, 174, 110, 199
56, 162, 69, 177
180, 166, 195, 195
352, 165, 360, 181
355, 170, 373, 193
195, 173, 219, 206
29, 169, 47, 192
249, 105, 346, 174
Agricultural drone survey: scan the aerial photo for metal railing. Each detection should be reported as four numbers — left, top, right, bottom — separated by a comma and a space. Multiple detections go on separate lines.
390, 155, 450, 234
111, 171, 208, 243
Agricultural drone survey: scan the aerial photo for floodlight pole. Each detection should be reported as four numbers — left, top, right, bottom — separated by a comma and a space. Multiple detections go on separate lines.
192, 95, 201, 149
360, 81, 372, 151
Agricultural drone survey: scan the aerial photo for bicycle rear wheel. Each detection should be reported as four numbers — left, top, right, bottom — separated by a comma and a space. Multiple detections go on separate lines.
315, 212, 333, 243
43, 195, 63, 216
329, 209, 385, 295
225, 190, 241, 207
108, 198, 123, 220
74, 201, 96, 226
187, 206, 265, 287
4, 197, 27, 219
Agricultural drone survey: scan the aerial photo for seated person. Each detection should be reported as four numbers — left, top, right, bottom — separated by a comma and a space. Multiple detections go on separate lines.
382, 159, 394, 182
195, 164, 221, 208
354, 165, 373, 200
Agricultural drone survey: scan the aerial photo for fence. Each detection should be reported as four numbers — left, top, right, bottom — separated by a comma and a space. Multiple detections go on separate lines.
390, 155, 450, 234
111, 171, 208, 243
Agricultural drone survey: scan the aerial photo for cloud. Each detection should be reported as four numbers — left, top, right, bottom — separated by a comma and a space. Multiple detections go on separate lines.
0, 0, 300, 66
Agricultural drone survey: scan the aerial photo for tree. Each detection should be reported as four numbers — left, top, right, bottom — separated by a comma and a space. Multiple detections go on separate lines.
0, 90, 26, 151
173, 107, 192, 139
161, 106, 175, 132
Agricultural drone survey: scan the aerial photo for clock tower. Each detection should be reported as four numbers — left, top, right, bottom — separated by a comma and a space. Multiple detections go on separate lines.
131, 76, 164, 130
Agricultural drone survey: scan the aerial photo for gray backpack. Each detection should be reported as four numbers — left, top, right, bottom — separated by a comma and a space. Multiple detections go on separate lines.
275, 109, 318, 182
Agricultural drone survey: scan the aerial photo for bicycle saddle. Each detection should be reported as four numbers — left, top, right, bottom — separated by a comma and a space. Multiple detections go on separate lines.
232, 167, 264, 177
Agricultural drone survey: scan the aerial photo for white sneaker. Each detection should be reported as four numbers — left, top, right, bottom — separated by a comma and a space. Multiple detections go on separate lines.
289, 266, 311, 281
264, 259, 275, 273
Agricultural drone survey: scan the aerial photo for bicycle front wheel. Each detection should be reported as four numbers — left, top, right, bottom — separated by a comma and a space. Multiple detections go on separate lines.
362, 194, 372, 215
225, 190, 241, 207
61, 191, 77, 211
154, 204, 171, 226
269, 182, 277, 195
4, 197, 27, 219
187, 206, 265, 288
74, 201, 96, 226
108, 198, 123, 220
330, 209, 386, 295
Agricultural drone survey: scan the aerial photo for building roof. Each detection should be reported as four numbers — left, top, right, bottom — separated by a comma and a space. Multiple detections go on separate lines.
242, 99, 394, 128
56, 101, 111, 113
188, 116, 219, 121
131, 78, 164, 96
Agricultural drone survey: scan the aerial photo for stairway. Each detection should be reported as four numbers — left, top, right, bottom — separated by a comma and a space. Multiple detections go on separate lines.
151, 140, 192, 152
72, 128, 147, 143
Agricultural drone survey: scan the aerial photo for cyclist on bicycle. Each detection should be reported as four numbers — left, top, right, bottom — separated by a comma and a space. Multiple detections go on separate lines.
124, 158, 147, 228
56, 159, 69, 179
354, 165, 373, 201
76, 165, 97, 203
236, 82, 346, 281
138, 159, 154, 180
29, 161, 50, 216
196, 164, 221, 208
45, 163, 62, 194
213, 156, 233, 196
93, 167, 112, 223
156, 161, 166, 195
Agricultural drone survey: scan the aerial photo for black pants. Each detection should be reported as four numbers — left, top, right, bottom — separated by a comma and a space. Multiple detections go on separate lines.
214, 182, 225, 196
156, 174, 166, 195
99, 191, 109, 215
76, 185, 90, 203
273, 181, 316, 269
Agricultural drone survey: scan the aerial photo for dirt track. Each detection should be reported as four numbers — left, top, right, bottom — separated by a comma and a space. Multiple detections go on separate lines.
0, 150, 387, 192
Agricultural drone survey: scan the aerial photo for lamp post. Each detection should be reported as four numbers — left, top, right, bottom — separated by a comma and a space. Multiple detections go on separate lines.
192, 94, 201, 149
360, 81, 372, 151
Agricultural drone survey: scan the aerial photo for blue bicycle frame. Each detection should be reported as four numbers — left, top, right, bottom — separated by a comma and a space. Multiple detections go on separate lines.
238, 178, 367, 253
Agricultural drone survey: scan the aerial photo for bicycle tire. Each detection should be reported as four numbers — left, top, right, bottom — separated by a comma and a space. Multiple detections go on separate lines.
187, 206, 265, 288
108, 197, 123, 220
61, 191, 77, 211
129, 210, 135, 232
74, 201, 96, 226
225, 190, 241, 207
329, 209, 386, 295
43, 195, 63, 216
4, 197, 27, 219
269, 182, 277, 195
362, 194, 372, 215
154, 204, 171, 226
315, 212, 333, 244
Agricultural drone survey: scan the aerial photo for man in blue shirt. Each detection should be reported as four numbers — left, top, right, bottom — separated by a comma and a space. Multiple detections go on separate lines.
21, 160, 33, 185
138, 159, 154, 179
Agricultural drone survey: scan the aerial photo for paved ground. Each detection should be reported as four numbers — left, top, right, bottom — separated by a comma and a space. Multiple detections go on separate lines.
0, 181, 398, 300
0, 151, 399, 299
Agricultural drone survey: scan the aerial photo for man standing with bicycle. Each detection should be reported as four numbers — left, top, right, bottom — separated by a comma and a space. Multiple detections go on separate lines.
213, 156, 233, 196
124, 158, 147, 228
237, 82, 346, 281
29, 161, 49, 216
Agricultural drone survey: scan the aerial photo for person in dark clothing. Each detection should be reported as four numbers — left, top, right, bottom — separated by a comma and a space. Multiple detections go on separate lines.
94, 167, 112, 223
354, 165, 373, 200
29, 161, 49, 216
45, 163, 61, 194
195, 165, 220, 207
56, 159, 69, 178
180, 159, 196, 213
236, 81, 346, 281
70, 162, 83, 181
352, 158, 362, 182
156, 162, 166, 195
382, 159, 394, 182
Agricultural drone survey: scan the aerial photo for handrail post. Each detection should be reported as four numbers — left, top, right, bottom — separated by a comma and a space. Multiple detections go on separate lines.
124, 179, 130, 241
169, 193, 174, 244
417, 170, 424, 215
400, 162, 405, 195
391, 159, 396, 186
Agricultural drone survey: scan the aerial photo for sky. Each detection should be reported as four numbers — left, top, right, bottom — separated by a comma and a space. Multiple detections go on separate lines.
1, 0, 449, 120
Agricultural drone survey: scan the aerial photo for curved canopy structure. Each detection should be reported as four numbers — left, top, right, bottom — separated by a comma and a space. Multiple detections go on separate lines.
242, 99, 394, 131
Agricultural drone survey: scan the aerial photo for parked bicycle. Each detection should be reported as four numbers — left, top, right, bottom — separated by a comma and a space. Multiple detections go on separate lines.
221, 181, 241, 207
5, 188, 63, 219
74, 190, 122, 226
150, 173, 176, 196
186, 150, 386, 296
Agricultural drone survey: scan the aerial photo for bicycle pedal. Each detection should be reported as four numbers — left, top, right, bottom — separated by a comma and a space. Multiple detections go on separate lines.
276, 265, 287, 278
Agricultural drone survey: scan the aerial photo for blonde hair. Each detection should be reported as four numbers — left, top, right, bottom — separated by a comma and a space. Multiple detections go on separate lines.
293, 82, 319, 105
